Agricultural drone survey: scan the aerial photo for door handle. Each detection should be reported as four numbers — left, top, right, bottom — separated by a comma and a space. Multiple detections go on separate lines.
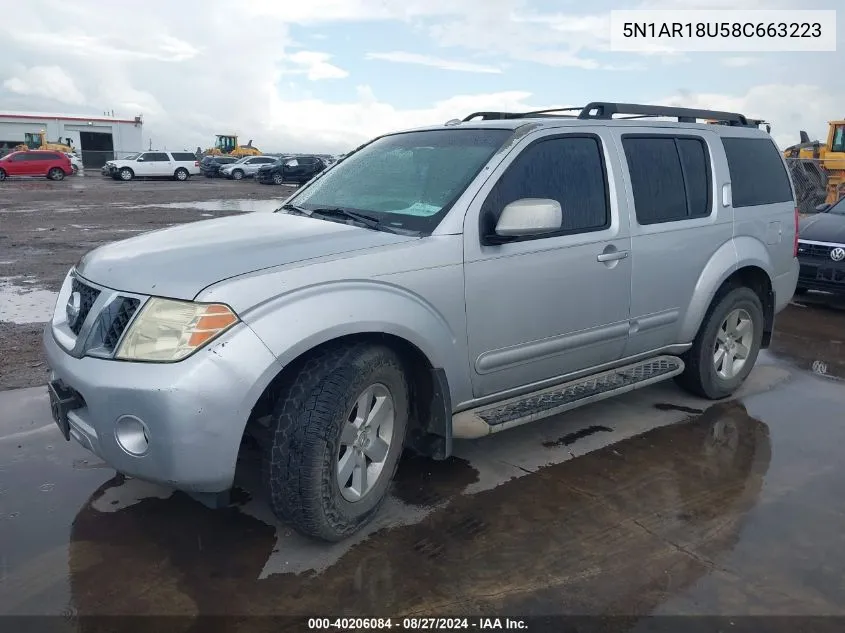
597, 250, 629, 262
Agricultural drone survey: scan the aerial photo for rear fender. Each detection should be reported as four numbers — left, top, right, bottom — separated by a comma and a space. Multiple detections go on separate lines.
678, 237, 774, 343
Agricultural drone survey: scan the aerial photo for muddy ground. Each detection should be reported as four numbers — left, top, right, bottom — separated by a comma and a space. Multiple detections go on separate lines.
0, 174, 295, 390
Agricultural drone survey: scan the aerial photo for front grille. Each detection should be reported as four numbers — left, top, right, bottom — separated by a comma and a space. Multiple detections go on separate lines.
797, 242, 842, 259
70, 278, 100, 334
102, 297, 140, 350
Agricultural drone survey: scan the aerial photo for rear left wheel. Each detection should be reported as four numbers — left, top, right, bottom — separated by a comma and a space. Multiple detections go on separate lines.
263, 344, 409, 542
676, 286, 764, 400
174, 168, 189, 181
48, 167, 65, 181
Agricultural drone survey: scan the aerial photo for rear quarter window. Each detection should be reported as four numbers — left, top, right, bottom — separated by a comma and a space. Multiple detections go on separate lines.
722, 137, 793, 207
171, 152, 197, 162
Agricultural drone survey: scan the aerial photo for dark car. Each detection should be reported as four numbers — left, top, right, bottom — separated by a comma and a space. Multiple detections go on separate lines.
796, 197, 845, 295
200, 155, 238, 178
255, 155, 326, 185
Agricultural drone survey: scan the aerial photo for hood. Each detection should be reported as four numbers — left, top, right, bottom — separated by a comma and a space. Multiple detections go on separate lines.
798, 212, 845, 244
76, 212, 417, 300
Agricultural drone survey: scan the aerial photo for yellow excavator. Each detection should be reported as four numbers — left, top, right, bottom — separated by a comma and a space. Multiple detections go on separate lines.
203, 135, 261, 157
14, 130, 75, 153
783, 120, 845, 213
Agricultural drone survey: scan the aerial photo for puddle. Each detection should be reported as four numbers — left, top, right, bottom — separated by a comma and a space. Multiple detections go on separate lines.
125, 199, 284, 213
0, 278, 58, 324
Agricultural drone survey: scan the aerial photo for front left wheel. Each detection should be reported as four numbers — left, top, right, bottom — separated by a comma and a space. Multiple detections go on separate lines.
262, 344, 409, 542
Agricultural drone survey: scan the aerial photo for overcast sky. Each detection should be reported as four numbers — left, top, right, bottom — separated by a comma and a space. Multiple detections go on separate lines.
0, 0, 841, 154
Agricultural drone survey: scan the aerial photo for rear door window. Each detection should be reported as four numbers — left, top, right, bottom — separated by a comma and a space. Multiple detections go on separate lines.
722, 137, 793, 207
171, 152, 196, 162
622, 135, 712, 225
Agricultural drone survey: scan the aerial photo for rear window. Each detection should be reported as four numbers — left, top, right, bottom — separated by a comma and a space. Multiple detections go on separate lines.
171, 152, 197, 162
722, 137, 793, 207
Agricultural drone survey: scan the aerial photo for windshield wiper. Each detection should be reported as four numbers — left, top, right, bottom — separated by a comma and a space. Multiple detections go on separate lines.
308, 206, 382, 227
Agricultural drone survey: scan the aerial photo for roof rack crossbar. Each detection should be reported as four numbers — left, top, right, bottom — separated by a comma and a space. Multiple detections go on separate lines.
577, 102, 751, 126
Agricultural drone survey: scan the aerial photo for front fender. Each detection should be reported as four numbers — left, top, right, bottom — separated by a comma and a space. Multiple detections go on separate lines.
238, 280, 470, 400
678, 237, 774, 343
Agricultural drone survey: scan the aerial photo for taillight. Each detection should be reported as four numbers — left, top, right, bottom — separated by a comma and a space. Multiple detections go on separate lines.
794, 206, 799, 257
194, 161, 199, 167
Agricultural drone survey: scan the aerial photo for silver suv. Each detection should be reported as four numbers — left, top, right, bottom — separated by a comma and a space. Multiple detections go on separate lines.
43, 102, 799, 542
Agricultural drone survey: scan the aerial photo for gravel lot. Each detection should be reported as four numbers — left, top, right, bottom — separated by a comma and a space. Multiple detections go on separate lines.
0, 173, 296, 390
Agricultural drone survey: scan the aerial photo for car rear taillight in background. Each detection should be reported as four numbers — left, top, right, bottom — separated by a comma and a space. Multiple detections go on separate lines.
794, 206, 799, 257
194, 161, 199, 167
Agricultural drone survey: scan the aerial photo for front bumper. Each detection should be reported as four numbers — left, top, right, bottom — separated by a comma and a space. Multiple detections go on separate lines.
43, 318, 281, 493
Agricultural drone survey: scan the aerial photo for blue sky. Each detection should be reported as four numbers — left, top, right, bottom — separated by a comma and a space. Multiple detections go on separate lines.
0, 0, 842, 153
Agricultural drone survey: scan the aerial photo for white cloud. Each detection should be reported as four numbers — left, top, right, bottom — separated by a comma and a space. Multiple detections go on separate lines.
657, 84, 839, 149
721, 57, 759, 67
366, 52, 501, 74
281, 51, 348, 81
3, 65, 86, 105
0, 0, 840, 157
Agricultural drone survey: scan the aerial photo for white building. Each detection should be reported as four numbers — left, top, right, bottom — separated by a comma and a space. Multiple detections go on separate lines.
0, 111, 144, 168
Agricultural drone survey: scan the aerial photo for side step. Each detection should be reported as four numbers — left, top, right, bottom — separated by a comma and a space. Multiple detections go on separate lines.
452, 355, 685, 439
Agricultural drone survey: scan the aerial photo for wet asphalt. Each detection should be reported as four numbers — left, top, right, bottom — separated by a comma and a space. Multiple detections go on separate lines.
2, 177, 845, 629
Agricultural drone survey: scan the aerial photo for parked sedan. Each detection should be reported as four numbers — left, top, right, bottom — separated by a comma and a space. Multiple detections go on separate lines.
796, 197, 845, 296
219, 155, 276, 180
200, 155, 238, 178
255, 155, 327, 185
0, 150, 73, 181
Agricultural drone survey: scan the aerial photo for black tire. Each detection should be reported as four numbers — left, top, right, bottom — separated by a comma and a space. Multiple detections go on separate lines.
48, 167, 65, 181
119, 167, 133, 181
232, 169, 244, 180
272, 172, 283, 185
263, 344, 409, 541
0, 169, 6, 181
174, 167, 189, 181
71, 164, 79, 175
676, 286, 764, 400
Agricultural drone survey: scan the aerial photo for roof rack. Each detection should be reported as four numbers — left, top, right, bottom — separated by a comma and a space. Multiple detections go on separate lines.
461, 101, 766, 128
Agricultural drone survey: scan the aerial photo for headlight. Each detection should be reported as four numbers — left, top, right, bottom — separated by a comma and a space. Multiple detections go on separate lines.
115, 298, 239, 362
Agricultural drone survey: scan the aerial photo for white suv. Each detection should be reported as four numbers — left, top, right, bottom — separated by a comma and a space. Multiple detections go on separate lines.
107, 151, 200, 182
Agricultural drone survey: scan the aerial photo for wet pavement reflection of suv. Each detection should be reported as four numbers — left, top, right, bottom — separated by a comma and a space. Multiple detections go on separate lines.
43, 101, 798, 542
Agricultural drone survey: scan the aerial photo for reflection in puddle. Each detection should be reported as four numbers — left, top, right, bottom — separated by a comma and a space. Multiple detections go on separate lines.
123, 199, 284, 213
0, 277, 57, 324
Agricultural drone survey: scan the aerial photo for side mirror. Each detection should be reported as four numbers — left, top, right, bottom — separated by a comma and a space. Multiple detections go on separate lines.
492, 198, 562, 239
286, 160, 299, 167
815, 203, 831, 213
137, 157, 144, 161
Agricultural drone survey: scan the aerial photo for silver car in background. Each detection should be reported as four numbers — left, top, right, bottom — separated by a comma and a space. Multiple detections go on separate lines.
219, 155, 277, 180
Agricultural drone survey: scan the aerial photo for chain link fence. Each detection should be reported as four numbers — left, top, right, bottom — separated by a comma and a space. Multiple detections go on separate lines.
785, 157, 845, 215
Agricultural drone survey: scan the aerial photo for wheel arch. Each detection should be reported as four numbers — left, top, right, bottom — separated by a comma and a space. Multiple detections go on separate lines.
680, 238, 775, 349
242, 332, 453, 461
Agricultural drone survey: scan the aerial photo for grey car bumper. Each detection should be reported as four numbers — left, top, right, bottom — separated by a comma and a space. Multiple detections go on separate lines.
42, 321, 281, 493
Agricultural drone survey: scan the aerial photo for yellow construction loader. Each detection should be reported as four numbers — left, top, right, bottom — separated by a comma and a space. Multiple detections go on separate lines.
783, 120, 845, 213
14, 130, 75, 153
203, 135, 261, 157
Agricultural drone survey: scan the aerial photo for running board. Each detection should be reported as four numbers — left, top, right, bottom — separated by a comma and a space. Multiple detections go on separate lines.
452, 355, 685, 439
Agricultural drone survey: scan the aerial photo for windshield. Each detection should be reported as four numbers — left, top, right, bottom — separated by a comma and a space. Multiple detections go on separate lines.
123, 153, 140, 160
233, 156, 249, 164
828, 198, 845, 215
285, 128, 513, 234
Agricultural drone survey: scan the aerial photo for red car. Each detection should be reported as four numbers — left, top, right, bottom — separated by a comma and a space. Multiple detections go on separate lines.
0, 150, 73, 181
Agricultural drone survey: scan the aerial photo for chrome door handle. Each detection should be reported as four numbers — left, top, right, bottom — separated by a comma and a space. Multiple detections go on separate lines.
597, 250, 629, 262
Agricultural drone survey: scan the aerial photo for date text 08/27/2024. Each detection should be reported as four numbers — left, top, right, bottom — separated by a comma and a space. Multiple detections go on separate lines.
307, 617, 528, 630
